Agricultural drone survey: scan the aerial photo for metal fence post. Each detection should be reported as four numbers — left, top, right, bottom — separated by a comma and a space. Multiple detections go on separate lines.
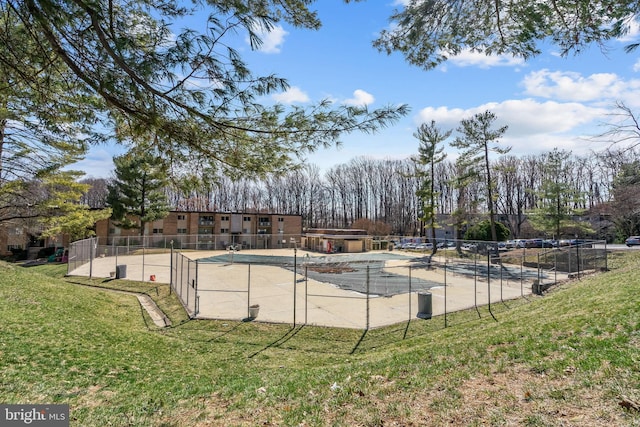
408, 265, 412, 322
474, 253, 478, 309
537, 253, 542, 293
305, 265, 308, 325
554, 250, 557, 285
488, 251, 496, 321
187, 259, 191, 309
169, 241, 173, 294
366, 265, 370, 330
195, 259, 199, 316
444, 260, 448, 328
247, 264, 251, 320
293, 248, 297, 327
89, 237, 95, 279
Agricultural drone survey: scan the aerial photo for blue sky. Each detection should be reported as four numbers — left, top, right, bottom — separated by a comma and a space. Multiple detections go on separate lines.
76, 0, 640, 178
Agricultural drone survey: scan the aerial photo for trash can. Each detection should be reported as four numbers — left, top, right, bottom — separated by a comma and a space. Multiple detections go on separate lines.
417, 292, 432, 319
115, 264, 127, 279
248, 304, 260, 319
532, 281, 543, 295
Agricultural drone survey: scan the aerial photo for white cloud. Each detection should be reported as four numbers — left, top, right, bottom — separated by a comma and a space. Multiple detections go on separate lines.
248, 25, 288, 54
415, 98, 609, 157
343, 89, 375, 106
616, 15, 640, 43
446, 49, 525, 69
272, 86, 310, 104
521, 69, 636, 101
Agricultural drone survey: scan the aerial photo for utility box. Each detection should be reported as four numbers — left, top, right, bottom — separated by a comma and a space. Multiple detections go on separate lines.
417, 292, 432, 319
116, 264, 127, 279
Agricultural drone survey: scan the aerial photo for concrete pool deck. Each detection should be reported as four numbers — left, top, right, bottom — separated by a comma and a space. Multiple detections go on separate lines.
69, 248, 548, 329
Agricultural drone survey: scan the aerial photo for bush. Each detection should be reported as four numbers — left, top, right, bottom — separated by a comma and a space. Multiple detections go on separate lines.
37, 247, 57, 258
464, 220, 510, 241
10, 248, 28, 261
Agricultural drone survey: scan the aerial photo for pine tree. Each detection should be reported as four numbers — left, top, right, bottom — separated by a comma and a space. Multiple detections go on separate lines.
107, 151, 170, 236
411, 121, 450, 253
451, 111, 509, 242
528, 149, 592, 239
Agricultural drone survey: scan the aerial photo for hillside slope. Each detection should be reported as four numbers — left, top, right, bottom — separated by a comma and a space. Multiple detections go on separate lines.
0, 253, 638, 426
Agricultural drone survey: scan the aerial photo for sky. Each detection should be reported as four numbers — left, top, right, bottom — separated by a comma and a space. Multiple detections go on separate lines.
75, 0, 640, 178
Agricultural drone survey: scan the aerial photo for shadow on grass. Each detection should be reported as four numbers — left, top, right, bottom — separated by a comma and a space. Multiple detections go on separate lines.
150, 297, 535, 358
64, 272, 534, 357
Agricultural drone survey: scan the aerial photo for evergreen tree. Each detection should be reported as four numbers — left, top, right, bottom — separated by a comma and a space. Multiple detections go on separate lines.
464, 220, 510, 242
375, 0, 639, 70
39, 171, 112, 241
610, 160, 640, 239
411, 121, 450, 253
0, 12, 102, 228
107, 151, 170, 236
527, 149, 591, 238
4, 1, 407, 177
451, 111, 510, 242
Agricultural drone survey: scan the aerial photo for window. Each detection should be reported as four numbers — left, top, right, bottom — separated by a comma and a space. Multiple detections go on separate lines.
198, 228, 213, 235
278, 217, 284, 222
177, 228, 187, 234
243, 228, 250, 234
243, 216, 251, 222
259, 217, 270, 226
199, 216, 214, 225
220, 215, 230, 221
153, 228, 163, 234
177, 214, 186, 220
8, 227, 22, 235
220, 228, 229, 233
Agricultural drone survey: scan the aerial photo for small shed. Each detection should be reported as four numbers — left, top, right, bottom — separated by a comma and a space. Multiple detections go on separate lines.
302, 228, 371, 253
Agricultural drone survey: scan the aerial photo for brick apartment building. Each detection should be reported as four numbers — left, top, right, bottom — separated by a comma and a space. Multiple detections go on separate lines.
95, 211, 303, 250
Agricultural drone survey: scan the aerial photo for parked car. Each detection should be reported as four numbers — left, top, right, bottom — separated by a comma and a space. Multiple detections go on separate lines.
568, 239, 592, 248
435, 241, 456, 249
625, 236, 640, 246
514, 239, 527, 248
525, 238, 544, 248
416, 242, 433, 250
505, 240, 514, 249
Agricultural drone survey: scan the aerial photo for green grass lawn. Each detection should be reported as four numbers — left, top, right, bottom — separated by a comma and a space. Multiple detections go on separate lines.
1, 252, 639, 426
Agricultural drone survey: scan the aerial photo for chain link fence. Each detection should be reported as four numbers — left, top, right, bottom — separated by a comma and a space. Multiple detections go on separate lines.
68, 237, 608, 329
170, 240, 607, 328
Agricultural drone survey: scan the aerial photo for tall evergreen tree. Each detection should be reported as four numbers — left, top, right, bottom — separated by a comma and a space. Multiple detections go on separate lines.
4, 1, 407, 178
0, 12, 101, 229
451, 111, 509, 242
107, 151, 170, 236
411, 121, 450, 253
528, 149, 591, 238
